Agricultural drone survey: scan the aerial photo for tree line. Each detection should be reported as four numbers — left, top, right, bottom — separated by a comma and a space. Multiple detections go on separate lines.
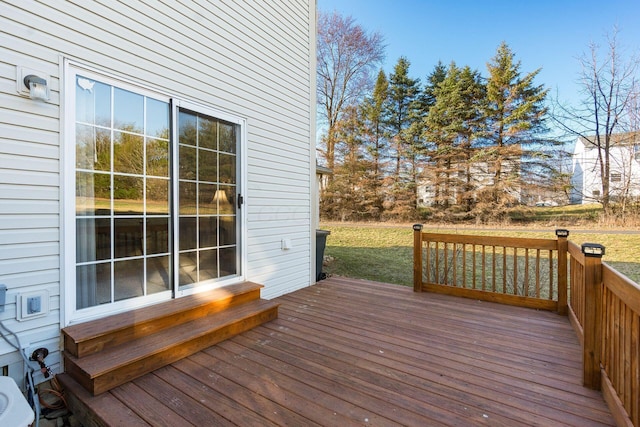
317, 11, 639, 222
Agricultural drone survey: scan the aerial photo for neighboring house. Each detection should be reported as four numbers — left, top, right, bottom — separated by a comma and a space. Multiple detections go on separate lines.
417, 156, 522, 207
1, 0, 316, 388
570, 132, 640, 204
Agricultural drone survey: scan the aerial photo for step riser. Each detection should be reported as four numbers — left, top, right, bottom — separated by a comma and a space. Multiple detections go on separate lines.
64, 306, 278, 395
65, 287, 262, 358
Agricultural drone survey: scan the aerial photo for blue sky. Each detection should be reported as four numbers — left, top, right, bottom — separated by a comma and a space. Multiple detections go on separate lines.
318, 0, 640, 110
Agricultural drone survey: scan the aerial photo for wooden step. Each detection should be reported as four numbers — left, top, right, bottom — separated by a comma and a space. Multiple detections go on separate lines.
63, 298, 279, 395
63, 281, 265, 358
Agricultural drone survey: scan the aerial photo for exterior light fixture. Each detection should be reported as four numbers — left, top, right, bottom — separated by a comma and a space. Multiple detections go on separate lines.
23, 74, 49, 101
581, 243, 605, 257
555, 229, 569, 238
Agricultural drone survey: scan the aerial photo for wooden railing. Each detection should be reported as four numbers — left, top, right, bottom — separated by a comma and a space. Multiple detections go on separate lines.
413, 225, 639, 427
412, 225, 568, 312
567, 240, 639, 427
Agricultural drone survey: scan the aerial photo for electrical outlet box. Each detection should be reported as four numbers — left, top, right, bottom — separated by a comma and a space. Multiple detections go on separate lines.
0, 284, 6, 313
281, 238, 292, 250
17, 290, 49, 321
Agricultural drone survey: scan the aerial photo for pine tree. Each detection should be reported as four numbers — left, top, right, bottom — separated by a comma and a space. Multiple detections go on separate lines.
320, 105, 377, 221
483, 42, 549, 207
360, 69, 390, 219
424, 63, 485, 210
385, 57, 422, 219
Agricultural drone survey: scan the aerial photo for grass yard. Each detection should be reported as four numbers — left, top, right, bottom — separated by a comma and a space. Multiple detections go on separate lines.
320, 222, 640, 286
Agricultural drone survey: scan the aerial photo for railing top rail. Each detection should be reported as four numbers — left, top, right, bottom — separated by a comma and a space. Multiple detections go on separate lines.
602, 262, 640, 315
567, 240, 586, 262
421, 232, 558, 250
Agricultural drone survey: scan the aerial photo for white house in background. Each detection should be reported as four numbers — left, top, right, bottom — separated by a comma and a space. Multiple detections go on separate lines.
0, 0, 316, 388
417, 157, 522, 207
570, 132, 640, 204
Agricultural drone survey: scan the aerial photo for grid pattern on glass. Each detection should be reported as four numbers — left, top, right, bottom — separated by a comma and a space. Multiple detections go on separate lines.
75, 75, 171, 309
178, 109, 238, 287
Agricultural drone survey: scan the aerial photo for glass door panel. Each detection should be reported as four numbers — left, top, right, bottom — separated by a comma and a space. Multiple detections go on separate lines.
177, 109, 239, 292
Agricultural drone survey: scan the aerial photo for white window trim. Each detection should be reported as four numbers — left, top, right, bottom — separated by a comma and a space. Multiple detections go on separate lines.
61, 60, 248, 326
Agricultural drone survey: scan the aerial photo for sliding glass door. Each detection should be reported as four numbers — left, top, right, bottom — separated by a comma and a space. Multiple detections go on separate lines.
69, 66, 242, 321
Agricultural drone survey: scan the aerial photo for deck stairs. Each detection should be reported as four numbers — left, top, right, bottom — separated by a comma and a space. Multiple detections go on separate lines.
58, 282, 278, 396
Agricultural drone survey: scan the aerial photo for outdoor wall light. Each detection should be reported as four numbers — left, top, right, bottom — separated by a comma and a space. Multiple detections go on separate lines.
555, 229, 570, 238
23, 74, 49, 101
581, 243, 605, 257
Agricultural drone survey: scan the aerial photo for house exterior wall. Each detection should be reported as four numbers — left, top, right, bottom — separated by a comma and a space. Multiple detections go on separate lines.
0, 0, 315, 385
571, 136, 640, 204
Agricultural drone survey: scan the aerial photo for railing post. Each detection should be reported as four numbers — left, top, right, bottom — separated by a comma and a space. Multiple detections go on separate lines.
581, 242, 605, 390
555, 229, 569, 315
413, 224, 424, 292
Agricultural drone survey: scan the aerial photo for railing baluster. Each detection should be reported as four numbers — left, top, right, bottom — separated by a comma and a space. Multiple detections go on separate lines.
535, 249, 541, 298
435, 241, 440, 284
444, 242, 449, 285
513, 247, 518, 295
453, 243, 457, 287
492, 246, 496, 292
480, 245, 485, 291
524, 248, 529, 297
472, 244, 476, 289
462, 243, 467, 288
502, 246, 507, 294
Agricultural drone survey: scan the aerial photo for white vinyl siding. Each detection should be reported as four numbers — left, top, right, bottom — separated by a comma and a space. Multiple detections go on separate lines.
0, 0, 315, 385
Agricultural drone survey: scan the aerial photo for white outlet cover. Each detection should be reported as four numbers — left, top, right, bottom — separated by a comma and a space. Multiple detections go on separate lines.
17, 290, 49, 321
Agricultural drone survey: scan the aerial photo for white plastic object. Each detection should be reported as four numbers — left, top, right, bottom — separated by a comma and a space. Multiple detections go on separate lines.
0, 376, 35, 427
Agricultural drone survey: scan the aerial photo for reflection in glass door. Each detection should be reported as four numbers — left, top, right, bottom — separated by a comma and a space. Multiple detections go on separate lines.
74, 74, 172, 310
177, 109, 239, 292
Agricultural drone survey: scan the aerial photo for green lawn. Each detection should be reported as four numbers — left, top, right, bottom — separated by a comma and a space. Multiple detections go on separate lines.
320, 222, 640, 286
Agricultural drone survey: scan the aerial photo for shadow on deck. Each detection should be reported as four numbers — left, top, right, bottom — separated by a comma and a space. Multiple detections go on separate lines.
59, 276, 614, 426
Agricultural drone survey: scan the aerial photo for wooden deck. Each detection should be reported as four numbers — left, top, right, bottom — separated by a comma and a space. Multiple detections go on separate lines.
62, 276, 615, 426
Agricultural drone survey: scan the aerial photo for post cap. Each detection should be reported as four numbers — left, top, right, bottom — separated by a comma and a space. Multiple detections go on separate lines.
581, 243, 605, 257
555, 229, 569, 238
413, 224, 423, 231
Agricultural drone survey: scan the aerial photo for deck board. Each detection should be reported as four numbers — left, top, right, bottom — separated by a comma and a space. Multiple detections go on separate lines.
72, 276, 615, 426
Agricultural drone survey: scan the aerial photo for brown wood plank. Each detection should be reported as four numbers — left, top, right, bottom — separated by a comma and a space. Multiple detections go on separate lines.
109, 382, 193, 427
258, 316, 612, 425
186, 350, 357, 426
211, 340, 404, 426
146, 365, 280, 427
423, 232, 558, 250
63, 281, 264, 357
229, 329, 499, 426
57, 373, 150, 427
131, 370, 236, 427
63, 277, 615, 427
66, 300, 278, 394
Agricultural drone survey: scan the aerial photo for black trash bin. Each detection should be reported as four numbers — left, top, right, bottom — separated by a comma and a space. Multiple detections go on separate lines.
316, 229, 331, 281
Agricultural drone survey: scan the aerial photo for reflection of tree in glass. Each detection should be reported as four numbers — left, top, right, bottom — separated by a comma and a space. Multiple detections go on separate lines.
93, 173, 110, 199
179, 146, 196, 180
113, 175, 142, 200
147, 139, 169, 177
219, 122, 236, 153
114, 128, 144, 174
198, 149, 217, 183
219, 154, 236, 183
198, 116, 218, 150
146, 178, 169, 207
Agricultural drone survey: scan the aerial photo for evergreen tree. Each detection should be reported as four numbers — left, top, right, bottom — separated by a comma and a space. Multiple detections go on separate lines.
483, 42, 549, 207
424, 63, 485, 210
385, 57, 422, 219
360, 69, 390, 219
320, 105, 377, 220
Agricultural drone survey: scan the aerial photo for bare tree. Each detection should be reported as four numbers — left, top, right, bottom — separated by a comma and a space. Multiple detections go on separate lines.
316, 11, 385, 171
553, 28, 639, 211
